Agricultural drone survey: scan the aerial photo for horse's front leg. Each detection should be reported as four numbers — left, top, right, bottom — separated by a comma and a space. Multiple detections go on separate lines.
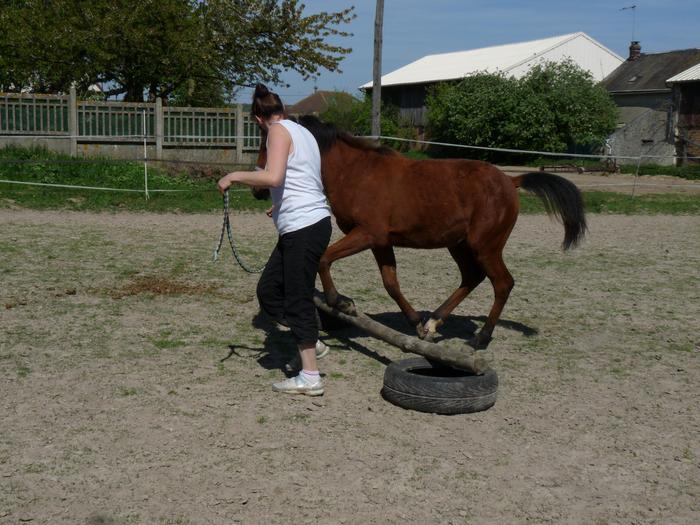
421, 242, 486, 341
371, 246, 422, 328
318, 227, 374, 316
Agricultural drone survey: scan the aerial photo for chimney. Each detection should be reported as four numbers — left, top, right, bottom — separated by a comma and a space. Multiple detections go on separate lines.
628, 41, 641, 61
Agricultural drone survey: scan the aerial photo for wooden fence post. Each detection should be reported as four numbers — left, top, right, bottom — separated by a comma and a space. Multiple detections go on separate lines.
235, 103, 244, 164
155, 97, 163, 160
68, 86, 77, 156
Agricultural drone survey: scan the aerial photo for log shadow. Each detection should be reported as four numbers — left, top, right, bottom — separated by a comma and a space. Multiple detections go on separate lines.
220, 309, 536, 373
365, 311, 538, 342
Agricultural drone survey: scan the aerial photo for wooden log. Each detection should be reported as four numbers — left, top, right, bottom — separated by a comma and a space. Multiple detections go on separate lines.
313, 291, 489, 375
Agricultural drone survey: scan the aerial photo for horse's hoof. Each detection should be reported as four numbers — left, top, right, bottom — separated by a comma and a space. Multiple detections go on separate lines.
417, 317, 439, 341
336, 295, 357, 316
416, 324, 437, 342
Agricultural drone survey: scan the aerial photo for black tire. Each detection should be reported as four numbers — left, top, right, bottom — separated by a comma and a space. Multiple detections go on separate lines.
381, 357, 498, 414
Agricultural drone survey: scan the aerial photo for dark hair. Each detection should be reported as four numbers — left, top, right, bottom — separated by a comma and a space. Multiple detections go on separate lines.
251, 83, 285, 119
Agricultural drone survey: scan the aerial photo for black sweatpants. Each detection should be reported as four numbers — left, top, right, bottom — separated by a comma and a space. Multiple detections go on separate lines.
256, 216, 332, 346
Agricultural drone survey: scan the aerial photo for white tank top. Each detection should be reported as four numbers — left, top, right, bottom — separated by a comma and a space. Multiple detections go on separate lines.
268, 119, 330, 235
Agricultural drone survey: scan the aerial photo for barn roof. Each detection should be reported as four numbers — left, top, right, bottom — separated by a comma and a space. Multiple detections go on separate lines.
667, 61, 700, 83
601, 48, 700, 92
360, 32, 622, 89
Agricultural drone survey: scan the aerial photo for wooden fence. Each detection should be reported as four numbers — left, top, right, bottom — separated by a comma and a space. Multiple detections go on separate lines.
0, 88, 261, 162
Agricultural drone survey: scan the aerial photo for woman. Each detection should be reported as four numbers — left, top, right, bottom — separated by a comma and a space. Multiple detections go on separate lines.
217, 84, 332, 396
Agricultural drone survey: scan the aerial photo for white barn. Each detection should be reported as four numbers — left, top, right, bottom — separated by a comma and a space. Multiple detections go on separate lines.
361, 32, 623, 127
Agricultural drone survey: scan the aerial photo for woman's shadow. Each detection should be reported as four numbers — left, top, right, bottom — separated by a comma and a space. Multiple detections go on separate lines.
220, 307, 538, 375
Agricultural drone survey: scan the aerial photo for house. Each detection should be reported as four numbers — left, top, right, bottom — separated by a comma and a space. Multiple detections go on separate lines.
287, 90, 356, 116
667, 63, 700, 164
600, 42, 700, 165
360, 32, 623, 129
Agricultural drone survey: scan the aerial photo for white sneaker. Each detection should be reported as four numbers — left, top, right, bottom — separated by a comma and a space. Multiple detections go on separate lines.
284, 341, 329, 373
315, 340, 330, 359
272, 373, 324, 396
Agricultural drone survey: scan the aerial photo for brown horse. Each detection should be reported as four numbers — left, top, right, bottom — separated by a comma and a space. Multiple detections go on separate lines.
255, 115, 586, 349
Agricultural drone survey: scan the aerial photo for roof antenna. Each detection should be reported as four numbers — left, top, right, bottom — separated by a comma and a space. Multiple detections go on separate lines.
620, 5, 637, 42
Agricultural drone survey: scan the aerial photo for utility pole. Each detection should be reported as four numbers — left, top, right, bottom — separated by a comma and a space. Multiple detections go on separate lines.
371, 0, 384, 138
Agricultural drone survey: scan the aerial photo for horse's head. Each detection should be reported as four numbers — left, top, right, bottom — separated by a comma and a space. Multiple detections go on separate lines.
251, 129, 270, 200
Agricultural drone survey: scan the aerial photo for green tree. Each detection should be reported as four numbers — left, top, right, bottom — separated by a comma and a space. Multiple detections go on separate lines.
320, 94, 406, 139
0, 0, 355, 104
425, 60, 617, 157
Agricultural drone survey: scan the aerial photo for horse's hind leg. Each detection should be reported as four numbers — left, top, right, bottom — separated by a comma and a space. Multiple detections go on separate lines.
318, 227, 373, 315
371, 246, 421, 327
420, 242, 486, 340
470, 251, 514, 350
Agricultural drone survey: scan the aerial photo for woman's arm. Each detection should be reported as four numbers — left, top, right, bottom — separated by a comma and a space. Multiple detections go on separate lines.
217, 124, 290, 194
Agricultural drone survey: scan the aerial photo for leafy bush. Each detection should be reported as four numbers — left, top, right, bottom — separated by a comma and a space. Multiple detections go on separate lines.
425, 60, 618, 160
319, 94, 417, 149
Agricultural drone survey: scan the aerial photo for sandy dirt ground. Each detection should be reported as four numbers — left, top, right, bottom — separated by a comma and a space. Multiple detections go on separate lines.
1, 207, 698, 525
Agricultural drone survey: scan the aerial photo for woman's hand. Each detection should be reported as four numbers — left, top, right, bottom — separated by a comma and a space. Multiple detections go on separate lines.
217, 173, 235, 195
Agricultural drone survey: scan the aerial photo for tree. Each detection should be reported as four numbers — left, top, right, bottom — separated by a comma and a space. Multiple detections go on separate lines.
320, 94, 400, 136
425, 60, 618, 157
319, 93, 418, 151
0, 0, 355, 104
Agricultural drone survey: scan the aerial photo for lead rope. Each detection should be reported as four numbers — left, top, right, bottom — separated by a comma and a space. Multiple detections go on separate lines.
213, 190, 266, 273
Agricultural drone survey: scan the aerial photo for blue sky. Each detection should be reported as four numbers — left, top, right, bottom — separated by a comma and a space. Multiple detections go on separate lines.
235, 0, 700, 104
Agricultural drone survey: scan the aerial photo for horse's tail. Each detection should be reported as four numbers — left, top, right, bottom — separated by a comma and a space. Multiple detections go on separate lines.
512, 172, 587, 250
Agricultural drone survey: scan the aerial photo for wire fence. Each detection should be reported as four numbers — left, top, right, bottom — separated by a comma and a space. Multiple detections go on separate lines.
0, 133, 699, 197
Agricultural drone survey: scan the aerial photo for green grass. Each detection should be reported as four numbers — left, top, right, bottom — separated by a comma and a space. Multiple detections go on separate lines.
1, 145, 698, 214
619, 163, 700, 180
0, 145, 269, 213
519, 190, 699, 215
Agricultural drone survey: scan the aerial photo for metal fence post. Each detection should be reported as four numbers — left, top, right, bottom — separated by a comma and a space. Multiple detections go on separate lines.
235, 103, 244, 164
155, 97, 163, 160
69, 86, 78, 156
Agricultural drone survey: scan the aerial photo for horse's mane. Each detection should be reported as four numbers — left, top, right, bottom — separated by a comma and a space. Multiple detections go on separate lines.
297, 114, 399, 156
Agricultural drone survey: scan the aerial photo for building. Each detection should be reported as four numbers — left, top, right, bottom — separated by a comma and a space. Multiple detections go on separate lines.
601, 43, 700, 165
360, 32, 623, 129
667, 63, 700, 164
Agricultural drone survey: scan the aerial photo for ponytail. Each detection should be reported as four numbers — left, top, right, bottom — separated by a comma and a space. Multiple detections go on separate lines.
251, 83, 285, 119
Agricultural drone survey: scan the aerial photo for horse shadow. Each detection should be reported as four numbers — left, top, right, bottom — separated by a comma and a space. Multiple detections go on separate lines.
220, 309, 537, 374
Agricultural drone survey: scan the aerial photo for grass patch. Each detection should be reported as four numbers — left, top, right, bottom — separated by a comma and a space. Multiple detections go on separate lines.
2, 145, 698, 214
151, 338, 186, 350
118, 386, 138, 397
519, 190, 700, 215
619, 163, 700, 180
0, 145, 269, 213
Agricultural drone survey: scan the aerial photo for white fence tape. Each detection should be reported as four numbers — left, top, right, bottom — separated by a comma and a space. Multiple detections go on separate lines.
0, 179, 249, 193
376, 135, 700, 162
